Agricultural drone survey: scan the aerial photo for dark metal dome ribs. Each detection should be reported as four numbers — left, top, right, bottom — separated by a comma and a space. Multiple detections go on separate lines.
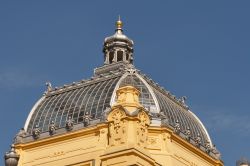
25, 70, 211, 149
26, 75, 121, 134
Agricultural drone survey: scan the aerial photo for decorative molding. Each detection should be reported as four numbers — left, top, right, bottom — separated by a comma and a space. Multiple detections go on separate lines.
147, 137, 161, 150
174, 153, 198, 166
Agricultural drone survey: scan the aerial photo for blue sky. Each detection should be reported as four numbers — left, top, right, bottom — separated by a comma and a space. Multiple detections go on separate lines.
0, 1, 249, 165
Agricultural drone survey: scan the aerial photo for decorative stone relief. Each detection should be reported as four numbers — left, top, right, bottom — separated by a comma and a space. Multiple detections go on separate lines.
108, 109, 127, 146
107, 85, 151, 149
98, 128, 108, 146
137, 111, 150, 147
147, 137, 161, 150
162, 133, 172, 153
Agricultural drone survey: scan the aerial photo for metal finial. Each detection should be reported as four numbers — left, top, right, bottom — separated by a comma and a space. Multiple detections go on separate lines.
5, 144, 19, 166
116, 15, 123, 30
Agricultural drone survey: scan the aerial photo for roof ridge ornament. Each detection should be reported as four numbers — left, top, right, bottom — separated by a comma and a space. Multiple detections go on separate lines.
44, 82, 52, 95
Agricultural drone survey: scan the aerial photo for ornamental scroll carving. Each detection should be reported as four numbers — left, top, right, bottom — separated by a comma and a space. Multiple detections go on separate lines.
107, 107, 151, 148
108, 109, 127, 146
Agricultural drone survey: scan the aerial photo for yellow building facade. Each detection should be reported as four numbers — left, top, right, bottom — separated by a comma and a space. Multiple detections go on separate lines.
5, 19, 223, 166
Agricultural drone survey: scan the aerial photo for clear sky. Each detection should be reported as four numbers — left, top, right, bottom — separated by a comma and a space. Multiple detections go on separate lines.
0, 1, 249, 165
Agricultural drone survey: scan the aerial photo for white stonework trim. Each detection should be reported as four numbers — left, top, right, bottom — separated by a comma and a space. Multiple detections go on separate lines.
110, 72, 160, 114
189, 110, 213, 146
110, 73, 129, 106
24, 96, 46, 131
135, 73, 160, 113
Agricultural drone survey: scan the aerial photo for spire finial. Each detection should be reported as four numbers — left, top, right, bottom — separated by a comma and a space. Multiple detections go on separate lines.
116, 15, 123, 30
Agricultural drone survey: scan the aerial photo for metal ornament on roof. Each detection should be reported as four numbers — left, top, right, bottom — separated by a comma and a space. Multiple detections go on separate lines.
195, 134, 202, 147
5, 144, 19, 166
49, 121, 56, 135
125, 68, 136, 74
180, 96, 189, 108
65, 116, 74, 131
211, 145, 221, 160
32, 125, 41, 139
184, 127, 191, 141
174, 120, 181, 134
45, 82, 52, 95
83, 112, 91, 127
205, 140, 211, 153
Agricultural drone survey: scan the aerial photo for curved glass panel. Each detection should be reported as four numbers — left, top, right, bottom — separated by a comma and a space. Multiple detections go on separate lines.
119, 74, 157, 111
26, 76, 121, 134
152, 87, 209, 145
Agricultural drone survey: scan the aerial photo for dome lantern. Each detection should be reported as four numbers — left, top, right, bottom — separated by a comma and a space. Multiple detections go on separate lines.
103, 17, 134, 65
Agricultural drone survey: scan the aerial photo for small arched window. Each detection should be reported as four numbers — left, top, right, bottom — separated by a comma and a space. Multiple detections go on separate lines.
109, 51, 114, 64
117, 51, 123, 62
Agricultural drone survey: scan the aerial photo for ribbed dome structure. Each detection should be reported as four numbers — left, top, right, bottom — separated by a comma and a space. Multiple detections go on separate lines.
21, 18, 221, 160
25, 68, 211, 146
